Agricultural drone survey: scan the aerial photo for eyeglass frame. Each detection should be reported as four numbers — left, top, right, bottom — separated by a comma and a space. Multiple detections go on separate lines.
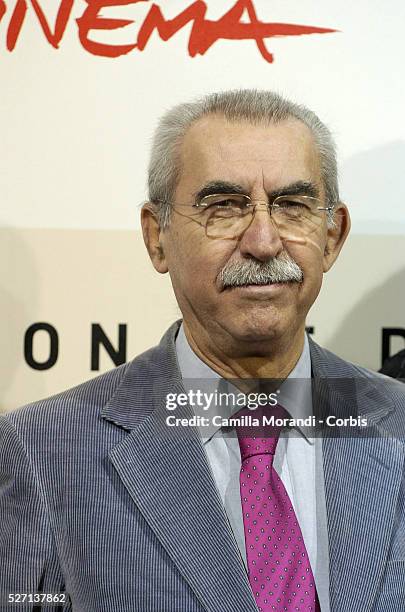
155, 193, 335, 240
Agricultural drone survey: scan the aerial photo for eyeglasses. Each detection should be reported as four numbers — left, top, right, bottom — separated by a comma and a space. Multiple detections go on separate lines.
167, 193, 334, 240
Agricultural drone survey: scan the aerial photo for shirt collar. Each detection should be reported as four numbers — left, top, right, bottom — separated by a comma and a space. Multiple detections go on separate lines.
175, 323, 313, 444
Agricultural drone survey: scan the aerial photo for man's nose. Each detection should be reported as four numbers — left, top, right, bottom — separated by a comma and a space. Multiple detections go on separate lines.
238, 201, 284, 261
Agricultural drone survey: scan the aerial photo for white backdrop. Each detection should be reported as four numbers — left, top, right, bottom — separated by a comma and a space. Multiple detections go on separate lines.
1, 0, 405, 411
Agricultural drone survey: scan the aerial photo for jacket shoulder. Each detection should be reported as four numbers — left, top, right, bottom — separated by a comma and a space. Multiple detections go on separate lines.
310, 336, 403, 384
3, 342, 164, 433
309, 337, 405, 439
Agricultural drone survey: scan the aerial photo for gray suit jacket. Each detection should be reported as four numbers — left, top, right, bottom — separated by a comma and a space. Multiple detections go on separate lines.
1, 321, 405, 611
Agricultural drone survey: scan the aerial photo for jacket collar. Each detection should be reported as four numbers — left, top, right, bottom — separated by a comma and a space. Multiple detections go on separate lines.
101, 321, 394, 431
100, 321, 184, 431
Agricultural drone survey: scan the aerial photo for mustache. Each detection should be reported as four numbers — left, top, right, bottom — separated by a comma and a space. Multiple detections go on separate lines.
218, 253, 304, 289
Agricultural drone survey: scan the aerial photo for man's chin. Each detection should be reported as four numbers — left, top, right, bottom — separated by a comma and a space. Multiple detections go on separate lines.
220, 318, 287, 350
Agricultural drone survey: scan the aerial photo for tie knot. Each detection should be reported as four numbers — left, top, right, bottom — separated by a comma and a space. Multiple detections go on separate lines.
235, 404, 288, 462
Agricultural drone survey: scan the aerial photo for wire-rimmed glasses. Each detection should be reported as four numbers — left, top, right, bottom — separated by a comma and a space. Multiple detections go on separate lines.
166, 193, 334, 240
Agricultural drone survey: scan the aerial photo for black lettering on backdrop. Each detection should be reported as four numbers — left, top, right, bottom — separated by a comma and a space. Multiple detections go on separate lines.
91, 324, 127, 370
382, 328, 405, 366
24, 322, 59, 370
22, 324, 401, 372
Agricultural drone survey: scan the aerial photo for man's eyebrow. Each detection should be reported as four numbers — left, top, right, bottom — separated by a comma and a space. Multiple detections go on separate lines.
194, 181, 246, 202
194, 180, 320, 203
269, 181, 320, 199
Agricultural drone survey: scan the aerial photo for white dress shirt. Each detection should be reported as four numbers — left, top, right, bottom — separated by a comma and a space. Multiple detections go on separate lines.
175, 324, 330, 611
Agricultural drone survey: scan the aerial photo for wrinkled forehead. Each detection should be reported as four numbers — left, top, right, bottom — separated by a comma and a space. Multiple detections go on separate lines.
176, 114, 322, 198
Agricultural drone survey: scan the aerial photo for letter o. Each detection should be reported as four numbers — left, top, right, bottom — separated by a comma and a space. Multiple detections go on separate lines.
24, 323, 59, 370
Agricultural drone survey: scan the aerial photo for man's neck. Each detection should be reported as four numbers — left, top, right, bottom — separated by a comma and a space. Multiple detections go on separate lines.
182, 321, 306, 383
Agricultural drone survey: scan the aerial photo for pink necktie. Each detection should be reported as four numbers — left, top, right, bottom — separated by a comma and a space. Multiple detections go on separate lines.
236, 406, 320, 612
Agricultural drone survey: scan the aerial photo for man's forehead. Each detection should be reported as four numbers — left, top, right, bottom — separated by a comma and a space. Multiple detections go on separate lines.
182, 113, 315, 153
177, 113, 321, 194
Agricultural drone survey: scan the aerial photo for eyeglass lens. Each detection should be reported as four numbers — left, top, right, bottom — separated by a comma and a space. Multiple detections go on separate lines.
202, 195, 325, 239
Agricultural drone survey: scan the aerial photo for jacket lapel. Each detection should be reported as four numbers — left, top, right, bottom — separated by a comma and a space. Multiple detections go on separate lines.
310, 339, 404, 612
101, 324, 404, 612
101, 323, 257, 612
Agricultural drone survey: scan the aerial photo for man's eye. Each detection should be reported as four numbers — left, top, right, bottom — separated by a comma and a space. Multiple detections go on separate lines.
210, 199, 241, 208
202, 195, 248, 209
277, 198, 308, 209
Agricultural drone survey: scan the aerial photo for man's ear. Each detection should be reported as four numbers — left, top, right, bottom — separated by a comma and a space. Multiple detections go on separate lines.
323, 202, 351, 272
141, 203, 168, 274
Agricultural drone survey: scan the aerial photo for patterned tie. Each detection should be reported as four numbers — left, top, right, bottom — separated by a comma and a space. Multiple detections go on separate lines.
236, 406, 320, 612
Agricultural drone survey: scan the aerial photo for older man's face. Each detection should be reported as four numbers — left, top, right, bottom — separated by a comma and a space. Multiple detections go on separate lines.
155, 115, 347, 355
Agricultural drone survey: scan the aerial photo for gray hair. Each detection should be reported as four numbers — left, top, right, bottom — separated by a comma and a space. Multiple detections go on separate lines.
148, 89, 339, 227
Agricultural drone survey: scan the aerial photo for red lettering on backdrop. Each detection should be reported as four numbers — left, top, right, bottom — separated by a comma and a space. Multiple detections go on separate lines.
30, 0, 74, 48
6, 0, 73, 50
77, 0, 147, 57
0, 0, 6, 22
138, 0, 335, 62
6, 0, 26, 50
2, 0, 337, 60
137, 0, 206, 52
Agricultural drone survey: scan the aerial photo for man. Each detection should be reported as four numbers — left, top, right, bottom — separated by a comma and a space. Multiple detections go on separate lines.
1, 90, 404, 611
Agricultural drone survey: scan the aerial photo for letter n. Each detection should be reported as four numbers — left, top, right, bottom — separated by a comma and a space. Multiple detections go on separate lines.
91, 323, 127, 370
